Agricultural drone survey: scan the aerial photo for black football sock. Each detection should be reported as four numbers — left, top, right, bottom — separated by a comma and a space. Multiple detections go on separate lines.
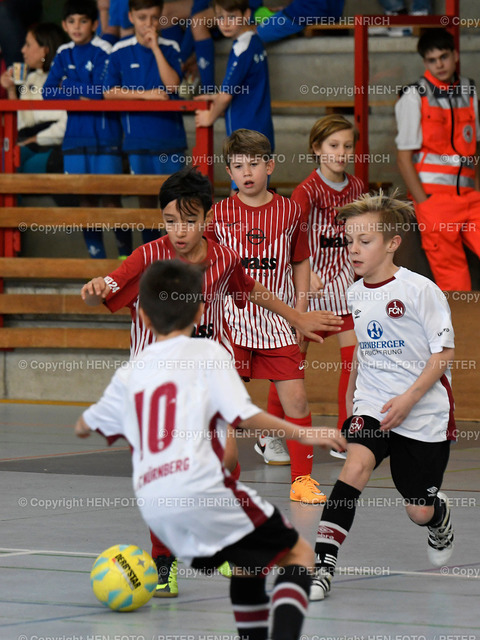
315, 479, 361, 575
270, 564, 310, 640
230, 575, 269, 640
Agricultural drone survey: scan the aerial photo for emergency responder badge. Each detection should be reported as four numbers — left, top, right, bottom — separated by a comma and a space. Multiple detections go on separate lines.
463, 124, 473, 144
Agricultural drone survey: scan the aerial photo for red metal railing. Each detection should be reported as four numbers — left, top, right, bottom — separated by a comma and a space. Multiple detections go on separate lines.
0, 99, 213, 255
354, 0, 460, 186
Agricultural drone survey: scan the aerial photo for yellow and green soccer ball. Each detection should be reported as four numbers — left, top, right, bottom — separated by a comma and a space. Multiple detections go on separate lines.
90, 544, 158, 611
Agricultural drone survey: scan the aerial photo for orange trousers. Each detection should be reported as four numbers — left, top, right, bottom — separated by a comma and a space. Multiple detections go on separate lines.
415, 189, 480, 291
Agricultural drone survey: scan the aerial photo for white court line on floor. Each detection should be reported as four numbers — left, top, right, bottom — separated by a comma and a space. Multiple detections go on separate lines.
0, 547, 479, 580
0, 547, 99, 557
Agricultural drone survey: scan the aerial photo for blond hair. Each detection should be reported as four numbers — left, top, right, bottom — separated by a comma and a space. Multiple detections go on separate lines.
222, 129, 272, 165
309, 114, 358, 154
336, 189, 415, 239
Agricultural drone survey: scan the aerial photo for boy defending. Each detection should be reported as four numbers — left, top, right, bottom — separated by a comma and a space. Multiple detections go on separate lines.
76, 259, 347, 640
211, 129, 340, 502
194, 0, 274, 151
395, 28, 480, 291
311, 192, 456, 601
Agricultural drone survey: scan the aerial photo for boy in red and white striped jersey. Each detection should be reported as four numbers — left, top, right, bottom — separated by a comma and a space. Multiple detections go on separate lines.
81, 166, 342, 595
267, 115, 365, 460
211, 129, 342, 503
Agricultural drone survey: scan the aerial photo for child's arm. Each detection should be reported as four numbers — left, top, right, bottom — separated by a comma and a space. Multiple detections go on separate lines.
81, 277, 112, 306
104, 86, 169, 100
195, 92, 232, 127
248, 279, 342, 342
380, 347, 455, 431
345, 345, 358, 418
292, 259, 309, 314
144, 27, 180, 90
74, 366, 128, 442
292, 258, 309, 345
239, 411, 347, 451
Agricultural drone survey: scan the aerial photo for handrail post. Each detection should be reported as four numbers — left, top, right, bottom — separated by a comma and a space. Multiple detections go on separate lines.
3, 111, 18, 257
354, 19, 369, 188
353, 8, 460, 187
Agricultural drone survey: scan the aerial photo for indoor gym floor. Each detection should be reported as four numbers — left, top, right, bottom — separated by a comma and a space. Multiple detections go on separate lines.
1, 402, 479, 640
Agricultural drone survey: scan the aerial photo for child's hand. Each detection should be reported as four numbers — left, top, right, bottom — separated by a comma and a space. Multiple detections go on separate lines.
81, 277, 110, 301
299, 426, 347, 452
310, 271, 324, 297
380, 392, 416, 431
295, 310, 343, 342
143, 26, 159, 50
193, 94, 216, 101
75, 416, 91, 438
195, 109, 213, 127
143, 88, 169, 100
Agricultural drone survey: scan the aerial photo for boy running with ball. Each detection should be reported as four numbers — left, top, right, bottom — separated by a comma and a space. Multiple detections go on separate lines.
311, 191, 456, 601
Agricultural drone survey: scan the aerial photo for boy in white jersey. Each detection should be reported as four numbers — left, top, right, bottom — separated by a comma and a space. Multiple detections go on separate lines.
76, 259, 347, 640
211, 129, 343, 503
311, 191, 456, 601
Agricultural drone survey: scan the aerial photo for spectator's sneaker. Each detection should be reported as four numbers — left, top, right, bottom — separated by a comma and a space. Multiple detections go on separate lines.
290, 475, 327, 504
371, 10, 412, 36
310, 565, 332, 601
154, 555, 178, 598
255, 436, 290, 465
179, 73, 200, 98
427, 492, 454, 566
254, 6, 275, 23
329, 448, 347, 460
217, 561, 234, 578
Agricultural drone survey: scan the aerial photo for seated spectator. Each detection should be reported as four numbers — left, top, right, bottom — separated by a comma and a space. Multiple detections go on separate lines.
255, 0, 345, 44
96, 0, 133, 43
160, 0, 262, 94
372, 0, 431, 37
0, 22, 68, 173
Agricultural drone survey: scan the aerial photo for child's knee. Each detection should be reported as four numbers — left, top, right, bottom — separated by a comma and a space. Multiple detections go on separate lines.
405, 502, 434, 525
280, 384, 308, 416
339, 448, 375, 489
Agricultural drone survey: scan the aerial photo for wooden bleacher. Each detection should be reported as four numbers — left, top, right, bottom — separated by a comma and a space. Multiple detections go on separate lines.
0, 173, 167, 351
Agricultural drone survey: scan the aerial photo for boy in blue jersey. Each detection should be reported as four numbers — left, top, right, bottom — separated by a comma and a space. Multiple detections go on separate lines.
43, 0, 130, 259
194, 0, 274, 151
104, 0, 188, 243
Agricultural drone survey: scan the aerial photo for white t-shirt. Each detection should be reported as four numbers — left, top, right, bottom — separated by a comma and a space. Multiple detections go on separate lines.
18, 69, 67, 146
83, 336, 273, 564
347, 267, 455, 442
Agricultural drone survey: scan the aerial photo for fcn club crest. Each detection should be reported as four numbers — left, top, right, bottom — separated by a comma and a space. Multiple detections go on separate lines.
349, 416, 364, 434
385, 299, 405, 318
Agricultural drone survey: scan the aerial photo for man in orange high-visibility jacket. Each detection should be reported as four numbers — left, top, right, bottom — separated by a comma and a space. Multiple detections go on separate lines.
395, 28, 480, 291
